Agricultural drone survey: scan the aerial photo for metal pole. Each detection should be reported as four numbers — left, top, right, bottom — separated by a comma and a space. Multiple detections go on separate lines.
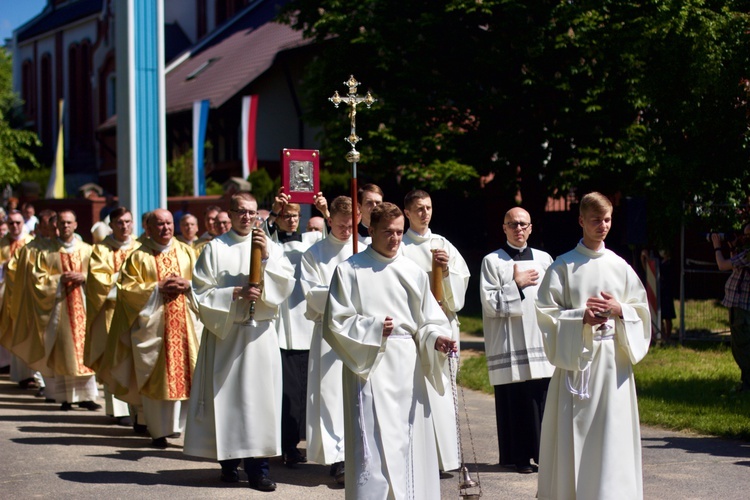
679, 204, 686, 343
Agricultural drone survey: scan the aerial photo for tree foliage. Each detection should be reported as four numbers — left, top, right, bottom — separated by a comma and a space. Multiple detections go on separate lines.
0, 47, 40, 185
280, 0, 750, 245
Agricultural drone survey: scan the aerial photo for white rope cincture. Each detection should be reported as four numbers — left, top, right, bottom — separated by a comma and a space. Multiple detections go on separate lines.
357, 377, 371, 486
565, 331, 615, 400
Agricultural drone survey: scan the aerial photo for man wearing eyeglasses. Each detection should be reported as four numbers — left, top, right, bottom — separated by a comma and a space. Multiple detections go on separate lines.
214, 210, 231, 236
185, 192, 295, 492
480, 207, 554, 474
267, 189, 323, 468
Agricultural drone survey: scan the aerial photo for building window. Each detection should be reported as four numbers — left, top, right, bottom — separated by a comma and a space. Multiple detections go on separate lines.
68, 39, 93, 157
21, 59, 36, 120
215, 0, 249, 26
40, 54, 52, 152
98, 52, 116, 123
197, 0, 207, 39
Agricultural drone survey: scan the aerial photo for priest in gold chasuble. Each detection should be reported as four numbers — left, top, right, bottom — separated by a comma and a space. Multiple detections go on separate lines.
85, 207, 139, 423
0, 210, 37, 389
7, 211, 58, 375
33, 210, 99, 410
106, 209, 200, 448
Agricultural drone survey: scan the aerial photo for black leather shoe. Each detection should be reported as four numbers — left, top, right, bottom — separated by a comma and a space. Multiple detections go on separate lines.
516, 464, 534, 474
151, 437, 168, 449
283, 448, 307, 467
248, 475, 276, 492
220, 469, 239, 483
60, 401, 73, 411
78, 401, 102, 411
332, 461, 345, 485
116, 416, 133, 426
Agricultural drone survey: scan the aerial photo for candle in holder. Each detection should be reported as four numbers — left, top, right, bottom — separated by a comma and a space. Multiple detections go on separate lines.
247, 216, 265, 324
430, 237, 445, 306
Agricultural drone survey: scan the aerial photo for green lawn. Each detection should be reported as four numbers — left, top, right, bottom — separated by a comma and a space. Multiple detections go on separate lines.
457, 331, 750, 441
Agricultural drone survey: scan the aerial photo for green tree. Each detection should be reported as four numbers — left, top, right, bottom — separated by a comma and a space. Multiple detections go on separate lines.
280, 1, 750, 245
0, 47, 40, 184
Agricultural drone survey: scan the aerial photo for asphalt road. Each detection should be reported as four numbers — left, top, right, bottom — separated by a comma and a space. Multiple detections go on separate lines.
1, 369, 749, 499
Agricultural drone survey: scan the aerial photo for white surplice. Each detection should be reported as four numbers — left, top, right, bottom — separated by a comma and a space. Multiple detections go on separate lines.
401, 228, 470, 471
275, 231, 321, 350
324, 247, 452, 500
480, 247, 555, 385
300, 233, 360, 465
535, 242, 650, 500
184, 230, 294, 461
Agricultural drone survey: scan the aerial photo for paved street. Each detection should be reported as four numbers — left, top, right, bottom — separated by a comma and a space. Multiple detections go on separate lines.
1, 369, 749, 499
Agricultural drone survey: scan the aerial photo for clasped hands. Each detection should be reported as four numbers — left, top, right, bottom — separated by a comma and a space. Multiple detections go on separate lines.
61, 271, 85, 290
158, 275, 191, 298
382, 315, 457, 355
583, 292, 622, 326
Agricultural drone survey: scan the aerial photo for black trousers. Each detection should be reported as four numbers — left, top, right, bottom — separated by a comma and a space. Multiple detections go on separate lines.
220, 457, 268, 478
281, 348, 309, 452
493, 378, 550, 466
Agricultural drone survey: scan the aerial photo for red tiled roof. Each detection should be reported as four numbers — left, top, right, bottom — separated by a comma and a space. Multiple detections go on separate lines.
165, 21, 306, 114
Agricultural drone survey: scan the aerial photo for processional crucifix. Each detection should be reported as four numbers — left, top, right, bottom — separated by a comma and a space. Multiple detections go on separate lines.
329, 75, 376, 254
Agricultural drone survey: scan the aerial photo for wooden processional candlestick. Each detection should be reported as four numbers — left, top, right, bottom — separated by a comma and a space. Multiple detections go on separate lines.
248, 218, 264, 322
431, 237, 445, 306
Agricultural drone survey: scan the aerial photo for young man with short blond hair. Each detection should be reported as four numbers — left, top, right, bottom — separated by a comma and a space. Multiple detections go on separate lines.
535, 192, 650, 499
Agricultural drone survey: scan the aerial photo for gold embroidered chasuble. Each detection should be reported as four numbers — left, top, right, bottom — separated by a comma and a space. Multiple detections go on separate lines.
34, 240, 94, 376
7, 237, 55, 365
103, 238, 199, 404
84, 236, 139, 372
0, 233, 34, 348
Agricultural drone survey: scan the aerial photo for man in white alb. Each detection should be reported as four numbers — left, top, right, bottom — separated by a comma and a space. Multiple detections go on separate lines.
535, 192, 650, 500
324, 202, 456, 499
185, 192, 295, 492
300, 195, 362, 484
401, 189, 470, 472
267, 188, 326, 466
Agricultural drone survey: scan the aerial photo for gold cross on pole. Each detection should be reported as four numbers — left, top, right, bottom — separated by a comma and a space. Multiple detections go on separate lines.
329, 75, 376, 254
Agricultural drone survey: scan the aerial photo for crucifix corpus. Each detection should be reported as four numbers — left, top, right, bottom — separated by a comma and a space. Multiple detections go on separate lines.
328, 75, 376, 253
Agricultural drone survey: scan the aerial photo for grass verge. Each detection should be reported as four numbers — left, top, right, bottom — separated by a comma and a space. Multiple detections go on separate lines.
457, 343, 750, 441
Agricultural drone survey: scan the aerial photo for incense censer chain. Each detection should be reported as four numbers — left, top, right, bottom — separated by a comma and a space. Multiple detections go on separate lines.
448, 352, 482, 498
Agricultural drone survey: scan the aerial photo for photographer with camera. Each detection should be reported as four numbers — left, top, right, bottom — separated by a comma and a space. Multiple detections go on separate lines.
712, 224, 750, 392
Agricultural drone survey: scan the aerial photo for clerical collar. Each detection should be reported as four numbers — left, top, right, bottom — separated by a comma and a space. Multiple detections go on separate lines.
506, 241, 527, 252
505, 241, 531, 261
279, 231, 302, 243
357, 222, 370, 238
406, 228, 432, 241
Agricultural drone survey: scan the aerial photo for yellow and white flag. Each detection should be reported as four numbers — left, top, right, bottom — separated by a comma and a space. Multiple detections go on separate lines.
45, 99, 65, 199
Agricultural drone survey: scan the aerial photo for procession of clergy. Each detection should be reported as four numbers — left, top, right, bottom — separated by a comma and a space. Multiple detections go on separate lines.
0, 187, 650, 499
